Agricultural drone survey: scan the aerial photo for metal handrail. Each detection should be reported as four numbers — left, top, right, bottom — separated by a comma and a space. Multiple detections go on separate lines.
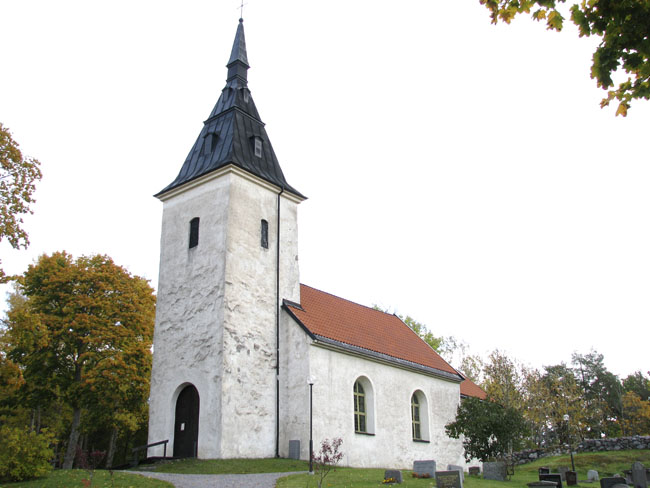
131, 439, 169, 466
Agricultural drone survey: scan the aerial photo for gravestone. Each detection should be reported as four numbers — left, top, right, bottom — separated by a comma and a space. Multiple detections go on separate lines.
528, 482, 560, 488
413, 460, 436, 478
632, 462, 648, 488
588, 470, 600, 482
558, 467, 570, 481
539, 468, 551, 475
469, 467, 481, 476
436, 470, 463, 488
540, 473, 564, 488
447, 464, 465, 482
600, 477, 627, 488
566, 471, 578, 486
484, 461, 507, 481
384, 469, 403, 484
288, 440, 300, 460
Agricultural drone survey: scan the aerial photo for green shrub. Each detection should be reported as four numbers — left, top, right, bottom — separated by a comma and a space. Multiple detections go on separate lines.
0, 425, 55, 481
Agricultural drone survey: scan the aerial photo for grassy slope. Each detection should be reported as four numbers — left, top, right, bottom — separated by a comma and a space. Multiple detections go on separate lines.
276, 449, 650, 488
0, 470, 173, 488
5, 450, 646, 488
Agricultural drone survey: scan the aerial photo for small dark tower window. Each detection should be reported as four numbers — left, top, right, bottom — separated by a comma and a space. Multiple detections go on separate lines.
189, 217, 200, 248
254, 137, 263, 158
261, 219, 269, 249
201, 132, 219, 156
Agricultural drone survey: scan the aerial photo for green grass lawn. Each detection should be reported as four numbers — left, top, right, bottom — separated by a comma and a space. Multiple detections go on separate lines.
5, 450, 647, 488
0, 469, 173, 488
276, 449, 650, 488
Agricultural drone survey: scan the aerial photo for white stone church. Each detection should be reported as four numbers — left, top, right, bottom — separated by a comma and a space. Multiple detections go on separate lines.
147, 18, 485, 469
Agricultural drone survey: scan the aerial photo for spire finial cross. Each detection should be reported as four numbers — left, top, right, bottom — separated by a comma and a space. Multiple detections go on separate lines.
238, 0, 247, 20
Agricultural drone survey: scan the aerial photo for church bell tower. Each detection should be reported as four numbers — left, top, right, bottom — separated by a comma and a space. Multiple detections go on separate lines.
147, 18, 304, 459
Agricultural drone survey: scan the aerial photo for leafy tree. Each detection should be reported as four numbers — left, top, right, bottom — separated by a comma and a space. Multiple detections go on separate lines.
623, 371, 650, 401
1, 288, 60, 434
0, 425, 54, 482
81, 339, 152, 468
459, 353, 485, 385
620, 391, 650, 436
5, 252, 155, 469
523, 363, 586, 446
479, 0, 650, 116
572, 351, 622, 437
0, 325, 24, 416
482, 349, 525, 410
446, 396, 527, 462
0, 123, 42, 282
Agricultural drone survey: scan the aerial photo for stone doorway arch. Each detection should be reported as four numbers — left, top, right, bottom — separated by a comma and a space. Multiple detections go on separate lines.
173, 384, 200, 458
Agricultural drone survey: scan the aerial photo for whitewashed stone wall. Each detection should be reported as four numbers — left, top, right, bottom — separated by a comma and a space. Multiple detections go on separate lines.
148, 167, 301, 459
148, 174, 230, 458
219, 173, 300, 458
280, 337, 469, 469
278, 313, 311, 458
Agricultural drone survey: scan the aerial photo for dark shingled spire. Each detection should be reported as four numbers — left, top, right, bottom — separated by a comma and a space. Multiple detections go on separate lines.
156, 19, 304, 199
227, 18, 249, 82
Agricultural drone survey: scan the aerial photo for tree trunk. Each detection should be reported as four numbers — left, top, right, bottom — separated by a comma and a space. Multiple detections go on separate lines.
106, 426, 119, 469
54, 441, 61, 468
62, 408, 82, 469
122, 431, 131, 465
36, 405, 42, 434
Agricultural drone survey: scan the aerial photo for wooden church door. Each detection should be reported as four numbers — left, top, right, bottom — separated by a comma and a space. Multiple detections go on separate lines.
173, 385, 200, 458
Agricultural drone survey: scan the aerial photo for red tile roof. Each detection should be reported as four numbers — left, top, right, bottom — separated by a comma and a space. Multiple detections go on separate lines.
286, 284, 460, 378
460, 378, 487, 400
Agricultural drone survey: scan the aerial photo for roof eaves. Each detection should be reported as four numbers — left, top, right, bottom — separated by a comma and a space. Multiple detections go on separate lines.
154, 163, 306, 202
461, 393, 487, 401
312, 334, 464, 383
282, 300, 316, 340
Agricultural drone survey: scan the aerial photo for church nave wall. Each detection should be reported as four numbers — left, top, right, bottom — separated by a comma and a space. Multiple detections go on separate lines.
307, 344, 467, 469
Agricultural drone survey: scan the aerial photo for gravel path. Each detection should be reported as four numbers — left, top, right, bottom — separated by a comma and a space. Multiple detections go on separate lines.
128, 470, 307, 488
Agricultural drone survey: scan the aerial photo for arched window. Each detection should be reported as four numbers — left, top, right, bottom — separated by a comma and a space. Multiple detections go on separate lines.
354, 380, 366, 433
411, 390, 430, 442
411, 393, 421, 440
353, 376, 375, 434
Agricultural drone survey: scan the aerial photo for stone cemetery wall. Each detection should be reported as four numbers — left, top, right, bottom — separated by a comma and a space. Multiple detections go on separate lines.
512, 436, 650, 465
578, 436, 650, 453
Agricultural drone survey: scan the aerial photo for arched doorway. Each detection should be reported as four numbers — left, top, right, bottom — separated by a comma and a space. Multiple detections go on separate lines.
173, 384, 200, 458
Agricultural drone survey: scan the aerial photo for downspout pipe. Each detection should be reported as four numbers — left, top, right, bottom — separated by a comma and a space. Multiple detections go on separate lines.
275, 186, 284, 458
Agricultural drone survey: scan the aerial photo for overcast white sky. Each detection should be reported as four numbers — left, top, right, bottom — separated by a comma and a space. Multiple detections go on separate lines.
2, 0, 649, 379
